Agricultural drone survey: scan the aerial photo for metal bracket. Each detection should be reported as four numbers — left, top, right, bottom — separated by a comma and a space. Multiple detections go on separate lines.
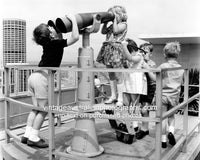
81, 14, 101, 34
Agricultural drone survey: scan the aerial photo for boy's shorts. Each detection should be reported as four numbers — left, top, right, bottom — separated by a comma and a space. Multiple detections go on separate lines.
162, 95, 178, 111
28, 71, 48, 99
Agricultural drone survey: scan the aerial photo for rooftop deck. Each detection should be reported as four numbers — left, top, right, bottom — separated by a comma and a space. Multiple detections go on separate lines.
1, 112, 200, 160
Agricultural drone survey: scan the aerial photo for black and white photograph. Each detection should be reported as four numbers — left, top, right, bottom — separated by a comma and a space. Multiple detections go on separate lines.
0, 0, 200, 159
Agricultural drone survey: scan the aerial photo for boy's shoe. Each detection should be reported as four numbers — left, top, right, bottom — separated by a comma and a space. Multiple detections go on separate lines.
105, 110, 118, 129
104, 98, 117, 104
162, 142, 167, 148
168, 132, 176, 146
27, 139, 48, 148
21, 136, 28, 144
134, 127, 139, 132
123, 134, 135, 144
136, 130, 149, 139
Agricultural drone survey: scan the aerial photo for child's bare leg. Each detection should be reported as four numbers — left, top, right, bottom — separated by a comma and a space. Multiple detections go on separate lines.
26, 111, 38, 126
135, 102, 150, 139
130, 94, 139, 107
167, 114, 176, 146
130, 94, 140, 130
29, 99, 48, 142
122, 93, 131, 115
32, 111, 47, 130
162, 104, 168, 148
105, 71, 117, 104
108, 80, 117, 100
23, 97, 38, 139
121, 93, 134, 134
123, 93, 131, 106
116, 73, 124, 107
141, 102, 149, 131
168, 114, 175, 134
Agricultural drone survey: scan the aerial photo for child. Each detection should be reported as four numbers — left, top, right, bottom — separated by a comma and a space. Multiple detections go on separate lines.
143, 41, 184, 148
96, 5, 127, 107
94, 74, 101, 103
121, 39, 147, 131
136, 42, 156, 139
21, 14, 79, 148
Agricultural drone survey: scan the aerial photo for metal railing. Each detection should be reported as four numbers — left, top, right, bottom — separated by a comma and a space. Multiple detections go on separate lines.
0, 63, 77, 97
3, 64, 200, 160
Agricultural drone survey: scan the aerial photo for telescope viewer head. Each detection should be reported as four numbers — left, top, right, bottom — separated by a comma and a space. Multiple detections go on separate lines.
48, 12, 115, 33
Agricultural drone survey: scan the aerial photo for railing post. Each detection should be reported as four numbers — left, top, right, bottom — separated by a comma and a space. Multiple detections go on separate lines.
15, 68, 19, 95
75, 68, 78, 103
155, 70, 162, 160
182, 68, 189, 152
56, 70, 62, 126
4, 67, 10, 143
48, 69, 55, 160
9, 69, 11, 93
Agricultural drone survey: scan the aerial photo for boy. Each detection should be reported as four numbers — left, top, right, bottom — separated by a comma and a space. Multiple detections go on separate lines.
143, 41, 184, 148
136, 42, 156, 139
21, 14, 79, 148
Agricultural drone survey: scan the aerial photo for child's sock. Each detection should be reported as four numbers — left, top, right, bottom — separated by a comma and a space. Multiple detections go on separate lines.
132, 121, 138, 128
23, 126, 32, 138
117, 83, 123, 103
110, 80, 117, 99
169, 126, 174, 134
162, 134, 167, 148
162, 135, 167, 143
29, 128, 40, 142
132, 121, 139, 132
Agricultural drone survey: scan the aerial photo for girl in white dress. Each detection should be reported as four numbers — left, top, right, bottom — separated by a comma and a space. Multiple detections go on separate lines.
121, 39, 147, 129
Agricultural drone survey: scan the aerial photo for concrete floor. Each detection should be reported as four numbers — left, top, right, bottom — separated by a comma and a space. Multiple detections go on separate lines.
1, 113, 200, 160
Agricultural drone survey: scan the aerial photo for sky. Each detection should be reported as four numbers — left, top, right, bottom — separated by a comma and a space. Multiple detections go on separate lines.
1, 0, 200, 63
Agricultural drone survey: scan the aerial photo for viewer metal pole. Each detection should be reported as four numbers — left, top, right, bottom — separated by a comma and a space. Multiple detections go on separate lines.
66, 14, 104, 157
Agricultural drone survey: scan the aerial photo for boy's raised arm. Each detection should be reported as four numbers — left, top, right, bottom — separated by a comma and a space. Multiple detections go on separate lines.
66, 14, 79, 46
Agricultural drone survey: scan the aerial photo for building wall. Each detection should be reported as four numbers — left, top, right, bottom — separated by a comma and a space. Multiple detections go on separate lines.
0, 70, 3, 97
151, 44, 200, 68
0, 20, 3, 68
3, 19, 26, 64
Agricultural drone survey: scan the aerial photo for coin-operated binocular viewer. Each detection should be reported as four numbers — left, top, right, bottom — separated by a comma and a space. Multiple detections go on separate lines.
48, 13, 114, 158
48, 12, 114, 33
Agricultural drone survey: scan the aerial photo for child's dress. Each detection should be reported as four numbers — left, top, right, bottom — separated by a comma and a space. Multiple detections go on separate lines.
123, 52, 147, 95
96, 23, 127, 68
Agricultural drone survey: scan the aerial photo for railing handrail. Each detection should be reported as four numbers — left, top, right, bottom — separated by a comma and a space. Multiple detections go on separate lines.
4, 64, 191, 73
4, 62, 77, 67
4, 65, 159, 72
